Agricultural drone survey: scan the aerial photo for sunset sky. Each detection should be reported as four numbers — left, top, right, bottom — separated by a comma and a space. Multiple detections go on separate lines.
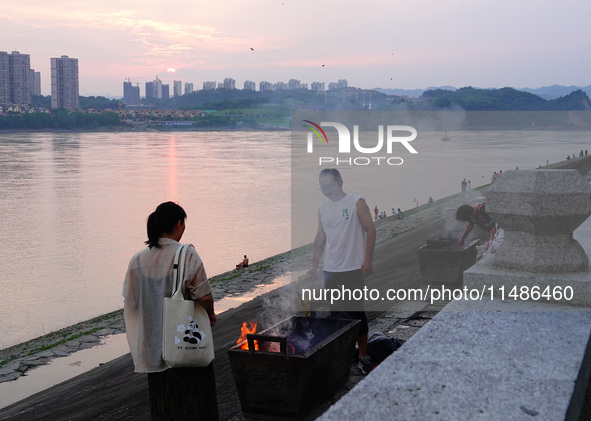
2, 0, 589, 97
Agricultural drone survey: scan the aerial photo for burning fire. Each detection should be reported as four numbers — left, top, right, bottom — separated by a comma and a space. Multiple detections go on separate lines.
237, 322, 259, 350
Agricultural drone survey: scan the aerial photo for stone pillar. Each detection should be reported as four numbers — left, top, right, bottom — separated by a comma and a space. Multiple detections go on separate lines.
485, 170, 591, 273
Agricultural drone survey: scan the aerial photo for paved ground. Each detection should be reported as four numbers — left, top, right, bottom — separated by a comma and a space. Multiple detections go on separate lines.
0, 213, 456, 421
2, 157, 589, 421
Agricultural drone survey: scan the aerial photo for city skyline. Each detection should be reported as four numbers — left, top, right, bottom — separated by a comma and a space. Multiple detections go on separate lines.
2, 0, 590, 97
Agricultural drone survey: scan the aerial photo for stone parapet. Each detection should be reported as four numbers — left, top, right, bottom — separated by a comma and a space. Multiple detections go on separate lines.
319, 167, 591, 421
486, 169, 591, 273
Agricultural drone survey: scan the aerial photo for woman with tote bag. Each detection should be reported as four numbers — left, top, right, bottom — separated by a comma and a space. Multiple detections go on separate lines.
123, 201, 219, 420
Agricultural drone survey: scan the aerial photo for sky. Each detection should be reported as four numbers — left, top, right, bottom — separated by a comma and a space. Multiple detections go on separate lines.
1, 0, 590, 97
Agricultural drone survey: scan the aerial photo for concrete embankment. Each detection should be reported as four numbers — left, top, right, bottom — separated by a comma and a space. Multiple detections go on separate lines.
2, 155, 589, 420
0, 183, 476, 386
0, 190, 474, 420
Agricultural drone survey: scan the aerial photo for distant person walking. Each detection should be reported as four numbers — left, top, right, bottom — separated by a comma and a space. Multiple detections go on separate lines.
122, 202, 219, 420
461, 178, 467, 195
374, 205, 379, 220
310, 168, 376, 375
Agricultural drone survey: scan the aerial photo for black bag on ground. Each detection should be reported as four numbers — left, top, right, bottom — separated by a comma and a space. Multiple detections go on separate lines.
367, 332, 403, 365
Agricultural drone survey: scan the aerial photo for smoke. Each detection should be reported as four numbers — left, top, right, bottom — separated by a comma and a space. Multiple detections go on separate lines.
443, 205, 465, 241
256, 279, 320, 354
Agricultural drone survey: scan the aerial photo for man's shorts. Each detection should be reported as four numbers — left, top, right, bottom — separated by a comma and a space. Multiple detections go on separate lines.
323, 269, 369, 335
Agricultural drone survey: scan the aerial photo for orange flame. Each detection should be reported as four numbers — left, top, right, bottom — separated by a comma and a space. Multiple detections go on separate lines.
238, 322, 259, 350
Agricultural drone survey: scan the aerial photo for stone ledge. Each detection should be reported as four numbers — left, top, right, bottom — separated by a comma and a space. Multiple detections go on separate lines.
464, 255, 591, 307
319, 299, 591, 420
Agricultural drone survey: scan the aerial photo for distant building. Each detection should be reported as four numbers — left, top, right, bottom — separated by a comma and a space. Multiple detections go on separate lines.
145, 81, 154, 99
203, 81, 216, 90
123, 81, 140, 105
223, 78, 236, 89
50, 55, 79, 110
29, 69, 41, 96
259, 81, 273, 92
288, 79, 301, 90
162, 84, 169, 99
0, 52, 7, 105
173, 80, 182, 97
0, 51, 31, 106
184, 82, 194, 95
311, 82, 325, 92
244, 80, 256, 91
153, 77, 163, 99
274, 81, 287, 90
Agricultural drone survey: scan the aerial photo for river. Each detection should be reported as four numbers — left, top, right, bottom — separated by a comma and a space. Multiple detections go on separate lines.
1, 129, 589, 348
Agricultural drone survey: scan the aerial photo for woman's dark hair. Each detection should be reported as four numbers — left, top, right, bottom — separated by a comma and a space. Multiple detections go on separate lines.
145, 202, 187, 249
455, 204, 474, 222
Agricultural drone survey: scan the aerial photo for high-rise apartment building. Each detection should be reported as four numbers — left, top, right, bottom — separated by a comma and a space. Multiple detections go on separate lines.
0, 51, 31, 106
274, 81, 287, 90
223, 78, 235, 89
144, 77, 163, 99
184, 83, 194, 95
50, 55, 79, 110
29, 69, 41, 96
288, 79, 301, 90
0, 52, 8, 105
145, 81, 154, 99
244, 80, 256, 91
173, 80, 182, 97
123, 81, 140, 105
153, 77, 163, 98
311, 82, 325, 92
259, 81, 273, 92
203, 81, 216, 90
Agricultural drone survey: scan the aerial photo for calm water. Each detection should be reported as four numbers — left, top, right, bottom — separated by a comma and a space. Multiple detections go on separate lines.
1, 129, 590, 348
0, 131, 290, 348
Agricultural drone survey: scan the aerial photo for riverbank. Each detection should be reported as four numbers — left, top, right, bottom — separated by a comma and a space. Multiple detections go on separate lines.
0, 193, 471, 419
0, 183, 482, 385
2, 156, 590, 419
2, 155, 590, 416
0, 121, 290, 134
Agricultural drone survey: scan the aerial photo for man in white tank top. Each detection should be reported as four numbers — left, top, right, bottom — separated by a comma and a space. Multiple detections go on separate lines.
310, 168, 376, 374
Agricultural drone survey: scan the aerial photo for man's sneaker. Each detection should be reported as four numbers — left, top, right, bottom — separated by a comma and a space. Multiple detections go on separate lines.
358, 355, 373, 374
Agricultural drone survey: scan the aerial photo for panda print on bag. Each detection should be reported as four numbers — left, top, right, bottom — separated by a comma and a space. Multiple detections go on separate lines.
183, 318, 205, 344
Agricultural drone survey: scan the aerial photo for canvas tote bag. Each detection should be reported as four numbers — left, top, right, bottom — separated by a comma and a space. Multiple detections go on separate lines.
162, 243, 215, 367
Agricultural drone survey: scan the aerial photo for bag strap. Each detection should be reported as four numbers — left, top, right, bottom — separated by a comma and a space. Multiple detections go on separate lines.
171, 243, 191, 298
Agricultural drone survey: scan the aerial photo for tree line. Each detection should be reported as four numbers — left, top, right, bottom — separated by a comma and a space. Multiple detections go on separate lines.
0, 109, 122, 130
4, 87, 589, 130
418, 87, 591, 111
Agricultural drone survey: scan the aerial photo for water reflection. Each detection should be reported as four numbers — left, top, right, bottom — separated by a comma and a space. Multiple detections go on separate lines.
0, 131, 291, 348
167, 135, 179, 200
